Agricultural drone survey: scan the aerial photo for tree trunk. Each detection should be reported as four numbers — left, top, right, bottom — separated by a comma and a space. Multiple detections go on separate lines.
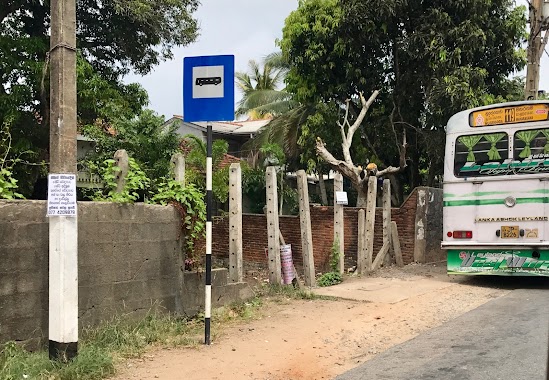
318, 170, 328, 205
426, 161, 437, 188
389, 174, 402, 206
356, 186, 368, 208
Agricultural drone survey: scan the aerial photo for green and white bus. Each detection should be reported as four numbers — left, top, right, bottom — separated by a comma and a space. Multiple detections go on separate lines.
443, 101, 549, 276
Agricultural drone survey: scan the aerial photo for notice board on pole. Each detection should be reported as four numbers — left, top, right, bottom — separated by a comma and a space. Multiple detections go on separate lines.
47, 174, 77, 217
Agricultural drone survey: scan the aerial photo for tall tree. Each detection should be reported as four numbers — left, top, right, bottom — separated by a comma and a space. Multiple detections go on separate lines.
280, 0, 527, 202
0, 0, 199, 195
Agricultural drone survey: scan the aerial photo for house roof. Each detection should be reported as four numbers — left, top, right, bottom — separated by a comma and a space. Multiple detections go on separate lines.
169, 115, 271, 136
219, 154, 242, 169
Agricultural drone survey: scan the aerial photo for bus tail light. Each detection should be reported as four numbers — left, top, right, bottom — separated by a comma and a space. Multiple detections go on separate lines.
452, 230, 473, 239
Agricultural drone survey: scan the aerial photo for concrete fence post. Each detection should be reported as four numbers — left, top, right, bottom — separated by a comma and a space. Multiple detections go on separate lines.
296, 170, 316, 286
382, 179, 392, 267
364, 176, 377, 272
357, 209, 366, 274
266, 166, 282, 285
333, 172, 344, 274
171, 153, 185, 185
113, 149, 129, 193
229, 163, 243, 283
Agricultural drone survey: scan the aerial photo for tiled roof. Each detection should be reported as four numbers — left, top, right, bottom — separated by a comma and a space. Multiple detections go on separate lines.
219, 154, 242, 169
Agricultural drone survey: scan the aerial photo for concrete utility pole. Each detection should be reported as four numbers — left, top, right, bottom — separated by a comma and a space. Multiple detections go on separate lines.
49, 0, 78, 361
525, 0, 549, 100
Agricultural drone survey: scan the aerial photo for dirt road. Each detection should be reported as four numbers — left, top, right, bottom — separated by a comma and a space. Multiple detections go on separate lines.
112, 264, 509, 380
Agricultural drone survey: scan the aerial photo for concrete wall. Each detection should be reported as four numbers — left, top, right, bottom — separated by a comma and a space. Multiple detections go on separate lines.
198, 187, 444, 273
415, 187, 444, 263
0, 200, 251, 346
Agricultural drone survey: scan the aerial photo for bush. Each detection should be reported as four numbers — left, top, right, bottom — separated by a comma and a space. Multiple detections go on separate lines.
317, 272, 342, 287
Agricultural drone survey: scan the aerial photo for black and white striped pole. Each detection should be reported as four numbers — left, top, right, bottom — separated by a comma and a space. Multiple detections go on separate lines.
205, 123, 213, 345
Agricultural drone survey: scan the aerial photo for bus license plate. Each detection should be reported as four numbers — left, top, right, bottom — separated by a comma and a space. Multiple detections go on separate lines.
501, 226, 519, 238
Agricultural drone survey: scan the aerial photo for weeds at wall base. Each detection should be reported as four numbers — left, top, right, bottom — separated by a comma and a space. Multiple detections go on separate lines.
0, 285, 327, 379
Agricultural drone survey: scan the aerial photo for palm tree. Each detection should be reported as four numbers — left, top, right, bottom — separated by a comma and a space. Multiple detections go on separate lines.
239, 54, 329, 204
236, 58, 295, 119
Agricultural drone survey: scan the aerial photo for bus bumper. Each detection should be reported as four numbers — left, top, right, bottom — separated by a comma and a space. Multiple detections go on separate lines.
446, 248, 549, 276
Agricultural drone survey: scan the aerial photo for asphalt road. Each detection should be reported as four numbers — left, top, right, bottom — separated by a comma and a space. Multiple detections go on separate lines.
336, 277, 549, 380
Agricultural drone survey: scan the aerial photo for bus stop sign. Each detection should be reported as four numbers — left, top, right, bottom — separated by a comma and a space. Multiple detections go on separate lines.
183, 55, 235, 122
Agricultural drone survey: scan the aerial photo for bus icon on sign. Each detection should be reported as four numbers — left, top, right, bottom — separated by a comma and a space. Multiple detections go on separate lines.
196, 77, 222, 86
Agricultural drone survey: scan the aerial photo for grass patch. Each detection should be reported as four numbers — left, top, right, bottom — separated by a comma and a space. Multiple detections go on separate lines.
0, 285, 328, 379
254, 283, 329, 300
0, 300, 266, 380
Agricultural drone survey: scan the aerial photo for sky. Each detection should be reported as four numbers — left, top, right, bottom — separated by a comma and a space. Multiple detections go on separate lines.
124, 0, 549, 121
124, 1, 299, 120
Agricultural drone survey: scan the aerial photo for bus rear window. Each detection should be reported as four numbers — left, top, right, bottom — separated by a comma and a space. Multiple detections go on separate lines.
454, 133, 508, 177
512, 128, 549, 174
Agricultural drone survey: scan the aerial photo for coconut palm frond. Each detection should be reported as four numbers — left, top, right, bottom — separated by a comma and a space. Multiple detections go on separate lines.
236, 89, 294, 117
182, 133, 206, 155
242, 105, 314, 160
264, 51, 289, 72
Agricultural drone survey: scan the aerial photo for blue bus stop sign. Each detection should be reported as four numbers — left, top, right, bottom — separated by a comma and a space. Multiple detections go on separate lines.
183, 55, 235, 122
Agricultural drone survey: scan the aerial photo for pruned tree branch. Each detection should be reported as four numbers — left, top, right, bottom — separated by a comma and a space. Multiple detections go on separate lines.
315, 137, 358, 182
315, 89, 407, 205
316, 90, 380, 188
338, 91, 380, 167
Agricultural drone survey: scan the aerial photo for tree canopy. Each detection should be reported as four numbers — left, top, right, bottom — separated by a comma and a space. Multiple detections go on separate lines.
1, 0, 199, 196
280, 0, 527, 199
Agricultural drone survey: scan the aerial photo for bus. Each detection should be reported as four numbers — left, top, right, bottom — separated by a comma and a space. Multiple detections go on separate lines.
442, 101, 549, 276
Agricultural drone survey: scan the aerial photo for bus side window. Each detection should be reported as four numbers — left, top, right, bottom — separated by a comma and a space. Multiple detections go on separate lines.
454, 133, 508, 177
513, 129, 549, 159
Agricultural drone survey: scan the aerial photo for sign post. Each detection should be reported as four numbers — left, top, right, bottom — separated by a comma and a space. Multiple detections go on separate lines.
183, 55, 234, 345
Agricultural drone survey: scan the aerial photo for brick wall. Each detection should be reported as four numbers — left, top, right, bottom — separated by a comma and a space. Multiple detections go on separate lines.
200, 188, 422, 274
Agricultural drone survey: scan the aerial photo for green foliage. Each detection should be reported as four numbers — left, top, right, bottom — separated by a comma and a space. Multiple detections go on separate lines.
82, 110, 181, 190
236, 59, 295, 119
242, 166, 267, 213
329, 237, 340, 272
280, 0, 528, 194
254, 284, 322, 300
0, 311, 201, 380
77, 56, 149, 125
1, 0, 198, 196
183, 136, 231, 205
150, 180, 206, 258
78, 0, 199, 77
317, 237, 343, 287
317, 271, 342, 287
0, 169, 23, 200
91, 158, 150, 203
0, 121, 25, 200
241, 142, 299, 215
